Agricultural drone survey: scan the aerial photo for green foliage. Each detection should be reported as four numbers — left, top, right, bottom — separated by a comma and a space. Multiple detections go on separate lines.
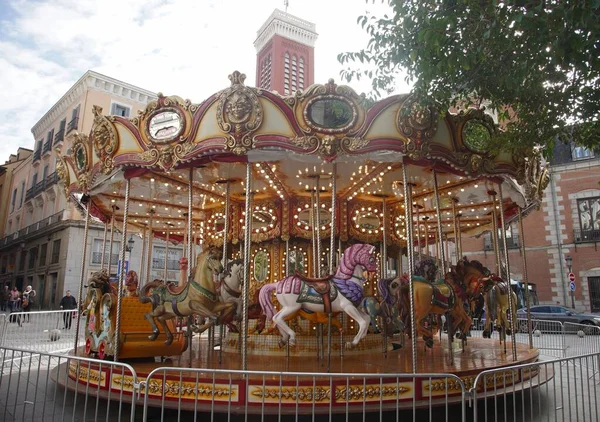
338, 0, 600, 156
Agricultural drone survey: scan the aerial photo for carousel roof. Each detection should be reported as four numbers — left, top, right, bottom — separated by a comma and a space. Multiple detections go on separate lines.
56, 71, 549, 246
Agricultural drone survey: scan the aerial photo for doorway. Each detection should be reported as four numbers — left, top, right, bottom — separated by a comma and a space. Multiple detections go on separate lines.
588, 277, 600, 312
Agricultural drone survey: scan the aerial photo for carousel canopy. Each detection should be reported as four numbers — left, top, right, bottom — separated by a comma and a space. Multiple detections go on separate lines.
56, 71, 549, 246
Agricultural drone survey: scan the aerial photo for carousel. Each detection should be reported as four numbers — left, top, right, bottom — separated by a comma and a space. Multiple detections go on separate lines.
54, 71, 550, 413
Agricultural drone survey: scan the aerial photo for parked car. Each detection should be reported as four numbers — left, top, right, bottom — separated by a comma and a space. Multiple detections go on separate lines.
516, 305, 600, 334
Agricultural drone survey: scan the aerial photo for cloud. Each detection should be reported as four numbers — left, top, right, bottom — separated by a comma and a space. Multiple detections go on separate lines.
0, 0, 405, 163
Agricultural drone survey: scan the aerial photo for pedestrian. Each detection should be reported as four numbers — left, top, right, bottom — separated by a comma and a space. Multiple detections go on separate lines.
1, 285, 10, 312
59, 290, 77, 329
21, 285, 36, 323
9, 286, 20, 312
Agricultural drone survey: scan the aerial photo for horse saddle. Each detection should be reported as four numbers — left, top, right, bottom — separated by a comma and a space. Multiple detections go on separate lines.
295, 273, 337, 313
430, 282, 455, 310
167, 282, 188, 296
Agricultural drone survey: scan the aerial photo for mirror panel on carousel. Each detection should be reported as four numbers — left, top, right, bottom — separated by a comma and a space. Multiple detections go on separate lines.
252, 248, 270, 283
148, 110, 183, 142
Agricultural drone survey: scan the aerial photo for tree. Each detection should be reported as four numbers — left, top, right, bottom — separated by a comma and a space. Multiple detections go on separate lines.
339, 1, 600, 156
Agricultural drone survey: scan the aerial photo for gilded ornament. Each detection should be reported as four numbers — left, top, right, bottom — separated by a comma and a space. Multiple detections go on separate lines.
290, 136, 319, 151
55, 151, 70, 197
92, 106, 119, 174
398, 98, 438, 140
137, 148, 159, 163
341, 137, 370, 152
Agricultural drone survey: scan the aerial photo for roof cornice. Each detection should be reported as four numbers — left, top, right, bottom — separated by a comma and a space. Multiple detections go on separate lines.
254, 9, 318, 53
31, 70, 157, 138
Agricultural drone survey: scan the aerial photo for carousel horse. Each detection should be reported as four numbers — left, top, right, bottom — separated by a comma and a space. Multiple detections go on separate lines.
141, 247, 236, 345
265, 309, 344, 334
259, 243, 377, 349
124, 271, 139, 297
481, 275, 517, 341
397, 258, 485, 348
361, 277, 404, 335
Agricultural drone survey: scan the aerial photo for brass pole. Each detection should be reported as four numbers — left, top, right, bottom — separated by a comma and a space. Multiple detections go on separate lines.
402, 166, 417, 374
146, 210, 154, 285
241, 163, 253, 371
114, 180, 131, 361
518, 207, 534, 349
73, 196, 90, 354
100, 221, 108, 270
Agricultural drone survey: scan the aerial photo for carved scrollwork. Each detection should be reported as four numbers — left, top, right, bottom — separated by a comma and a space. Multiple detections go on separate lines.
290, 135, 320, 152
217, 71, 263, 155
92, 106, 119, 175
55, 150, 70, 198
340, 137, 370, 152
397, 97, 438, 140
522, 154, 549, 207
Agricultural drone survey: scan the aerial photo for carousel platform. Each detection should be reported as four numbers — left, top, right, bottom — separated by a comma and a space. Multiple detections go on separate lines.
53, 335, 546, 414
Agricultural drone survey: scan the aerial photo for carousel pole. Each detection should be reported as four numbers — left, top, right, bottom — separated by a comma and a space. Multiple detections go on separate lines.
457, 212, 463, 261
108, 206, 117, 277
241, 163, 253, 372
164, 228, 169, 283
100, 221, 108, 270
187, 169, 194, 364
73, 195, 91, 354
382, 195, 389, 357
314, 176, 325, 361
220, 180, 232, 365
414, 204, 422, 263
309, 188, 320, 360
285, 238, 290, 359
498, 183, 518, 361
114, 180, 131, 362
139, 225, 147, 286
518, 207, 534, 349
432, 169, 453, 365
327, 164, 337, 370
402, 165, 417, 374
489, 191, 502, 275
146, 210, 155, 285
423, 216, 430, 257
452, 198, 460, 264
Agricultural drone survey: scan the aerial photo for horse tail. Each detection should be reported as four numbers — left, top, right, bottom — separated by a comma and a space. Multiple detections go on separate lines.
259, 283, 278, 321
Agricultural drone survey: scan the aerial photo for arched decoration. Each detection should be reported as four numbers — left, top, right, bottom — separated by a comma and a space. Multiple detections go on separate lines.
291, 197, 333, 239
396, 96, 439, 161
216, 71, 263, 155
348, 202, 383, 244
245, 201, 281, 243
68, 132, 92, 193
55, 148, 71, 199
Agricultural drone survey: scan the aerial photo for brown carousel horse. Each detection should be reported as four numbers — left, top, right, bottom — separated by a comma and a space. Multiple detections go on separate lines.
397, 258, 485, 348
141, 247, 236, 345
124, 271, 139, 297
481, 274, 518, 342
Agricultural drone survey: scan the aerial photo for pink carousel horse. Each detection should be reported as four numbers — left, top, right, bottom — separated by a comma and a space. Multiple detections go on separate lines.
259, 243, 377, 349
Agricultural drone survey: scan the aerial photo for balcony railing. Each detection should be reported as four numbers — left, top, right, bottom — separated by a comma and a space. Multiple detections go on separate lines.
54, 129, 65, 145
152, 258, 181, 270
33, 149, 41, 162
483, 235, 521, 251
45, 172, 58, 188
0, 211, 64, 249
42, 139, 52, 155
91, 252, 119, 265
67, 116, 79, 133
574, 228, 600, 244
25, 187, 35, 202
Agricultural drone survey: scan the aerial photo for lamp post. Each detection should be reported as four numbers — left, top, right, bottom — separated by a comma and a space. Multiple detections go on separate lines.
123, 235, 135, 277
566, 255, 574, 309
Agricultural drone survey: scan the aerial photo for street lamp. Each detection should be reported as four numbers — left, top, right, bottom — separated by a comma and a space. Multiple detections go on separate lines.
126, 235, 135, 253
566, 255, 574, 309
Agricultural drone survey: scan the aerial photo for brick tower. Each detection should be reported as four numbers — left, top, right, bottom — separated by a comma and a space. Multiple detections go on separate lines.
254, 9, 317, 95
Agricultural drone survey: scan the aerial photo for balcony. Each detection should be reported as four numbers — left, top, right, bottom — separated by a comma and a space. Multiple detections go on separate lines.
25, 187, 35, 202
574, 228, 600, 244
33, 149, 41, 163
483, 235, 521, 251
42, 139, 52, 155
45, 172, 58, 189
91, 252, 119, 265
54, 129, 65, 145
67, 117, 79, 133
152, 258, 181, 270
0, 211, 64, 250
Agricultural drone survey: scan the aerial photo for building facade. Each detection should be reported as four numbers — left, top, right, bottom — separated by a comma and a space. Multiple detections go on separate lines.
0, 71, 188, 309
254, 9, 317, 95
460, 143, 600, 312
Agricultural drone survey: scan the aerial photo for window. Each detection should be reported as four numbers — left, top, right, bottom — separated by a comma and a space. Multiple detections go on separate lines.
31, 173, 38, 188
111, 103, 130, 117
43, 165, 49, 181
10, 188, 17, 213
577, 197, 600, 232
28, 246, 38, 269
589, 277, 600, 313
152, 246, 183, 270
67, 105, 80, 132
19, 181, 25, 208
531, 306, 550, 313
91, 239, 118, 265
39, 243, 47, 267
571, 144, 594, 161
46, 129, 54, 144
51, 239, 61, 264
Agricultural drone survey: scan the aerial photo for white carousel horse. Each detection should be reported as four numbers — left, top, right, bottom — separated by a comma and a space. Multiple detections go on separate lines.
259, 243, 377, 349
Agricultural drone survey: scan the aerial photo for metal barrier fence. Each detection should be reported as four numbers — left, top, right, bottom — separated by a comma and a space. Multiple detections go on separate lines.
471, 318, 567, 358
564, 322, 600, 357
471, 352, 600, 422
141, 367, 467, 421
0, 347, 137, 422
0, 343, 599, 422
0, 310, 84, 354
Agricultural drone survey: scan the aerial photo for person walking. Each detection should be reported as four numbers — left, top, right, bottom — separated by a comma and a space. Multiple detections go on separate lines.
59, 290, 77, 329
1, 285, 10, 312
21, 285, 36, 323
9, 286, 20, 312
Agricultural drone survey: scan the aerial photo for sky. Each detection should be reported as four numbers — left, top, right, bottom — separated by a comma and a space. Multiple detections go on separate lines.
0, 0, 410, 164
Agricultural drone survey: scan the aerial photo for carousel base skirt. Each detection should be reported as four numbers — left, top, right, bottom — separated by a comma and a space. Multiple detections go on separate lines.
53, 335, 545, 414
